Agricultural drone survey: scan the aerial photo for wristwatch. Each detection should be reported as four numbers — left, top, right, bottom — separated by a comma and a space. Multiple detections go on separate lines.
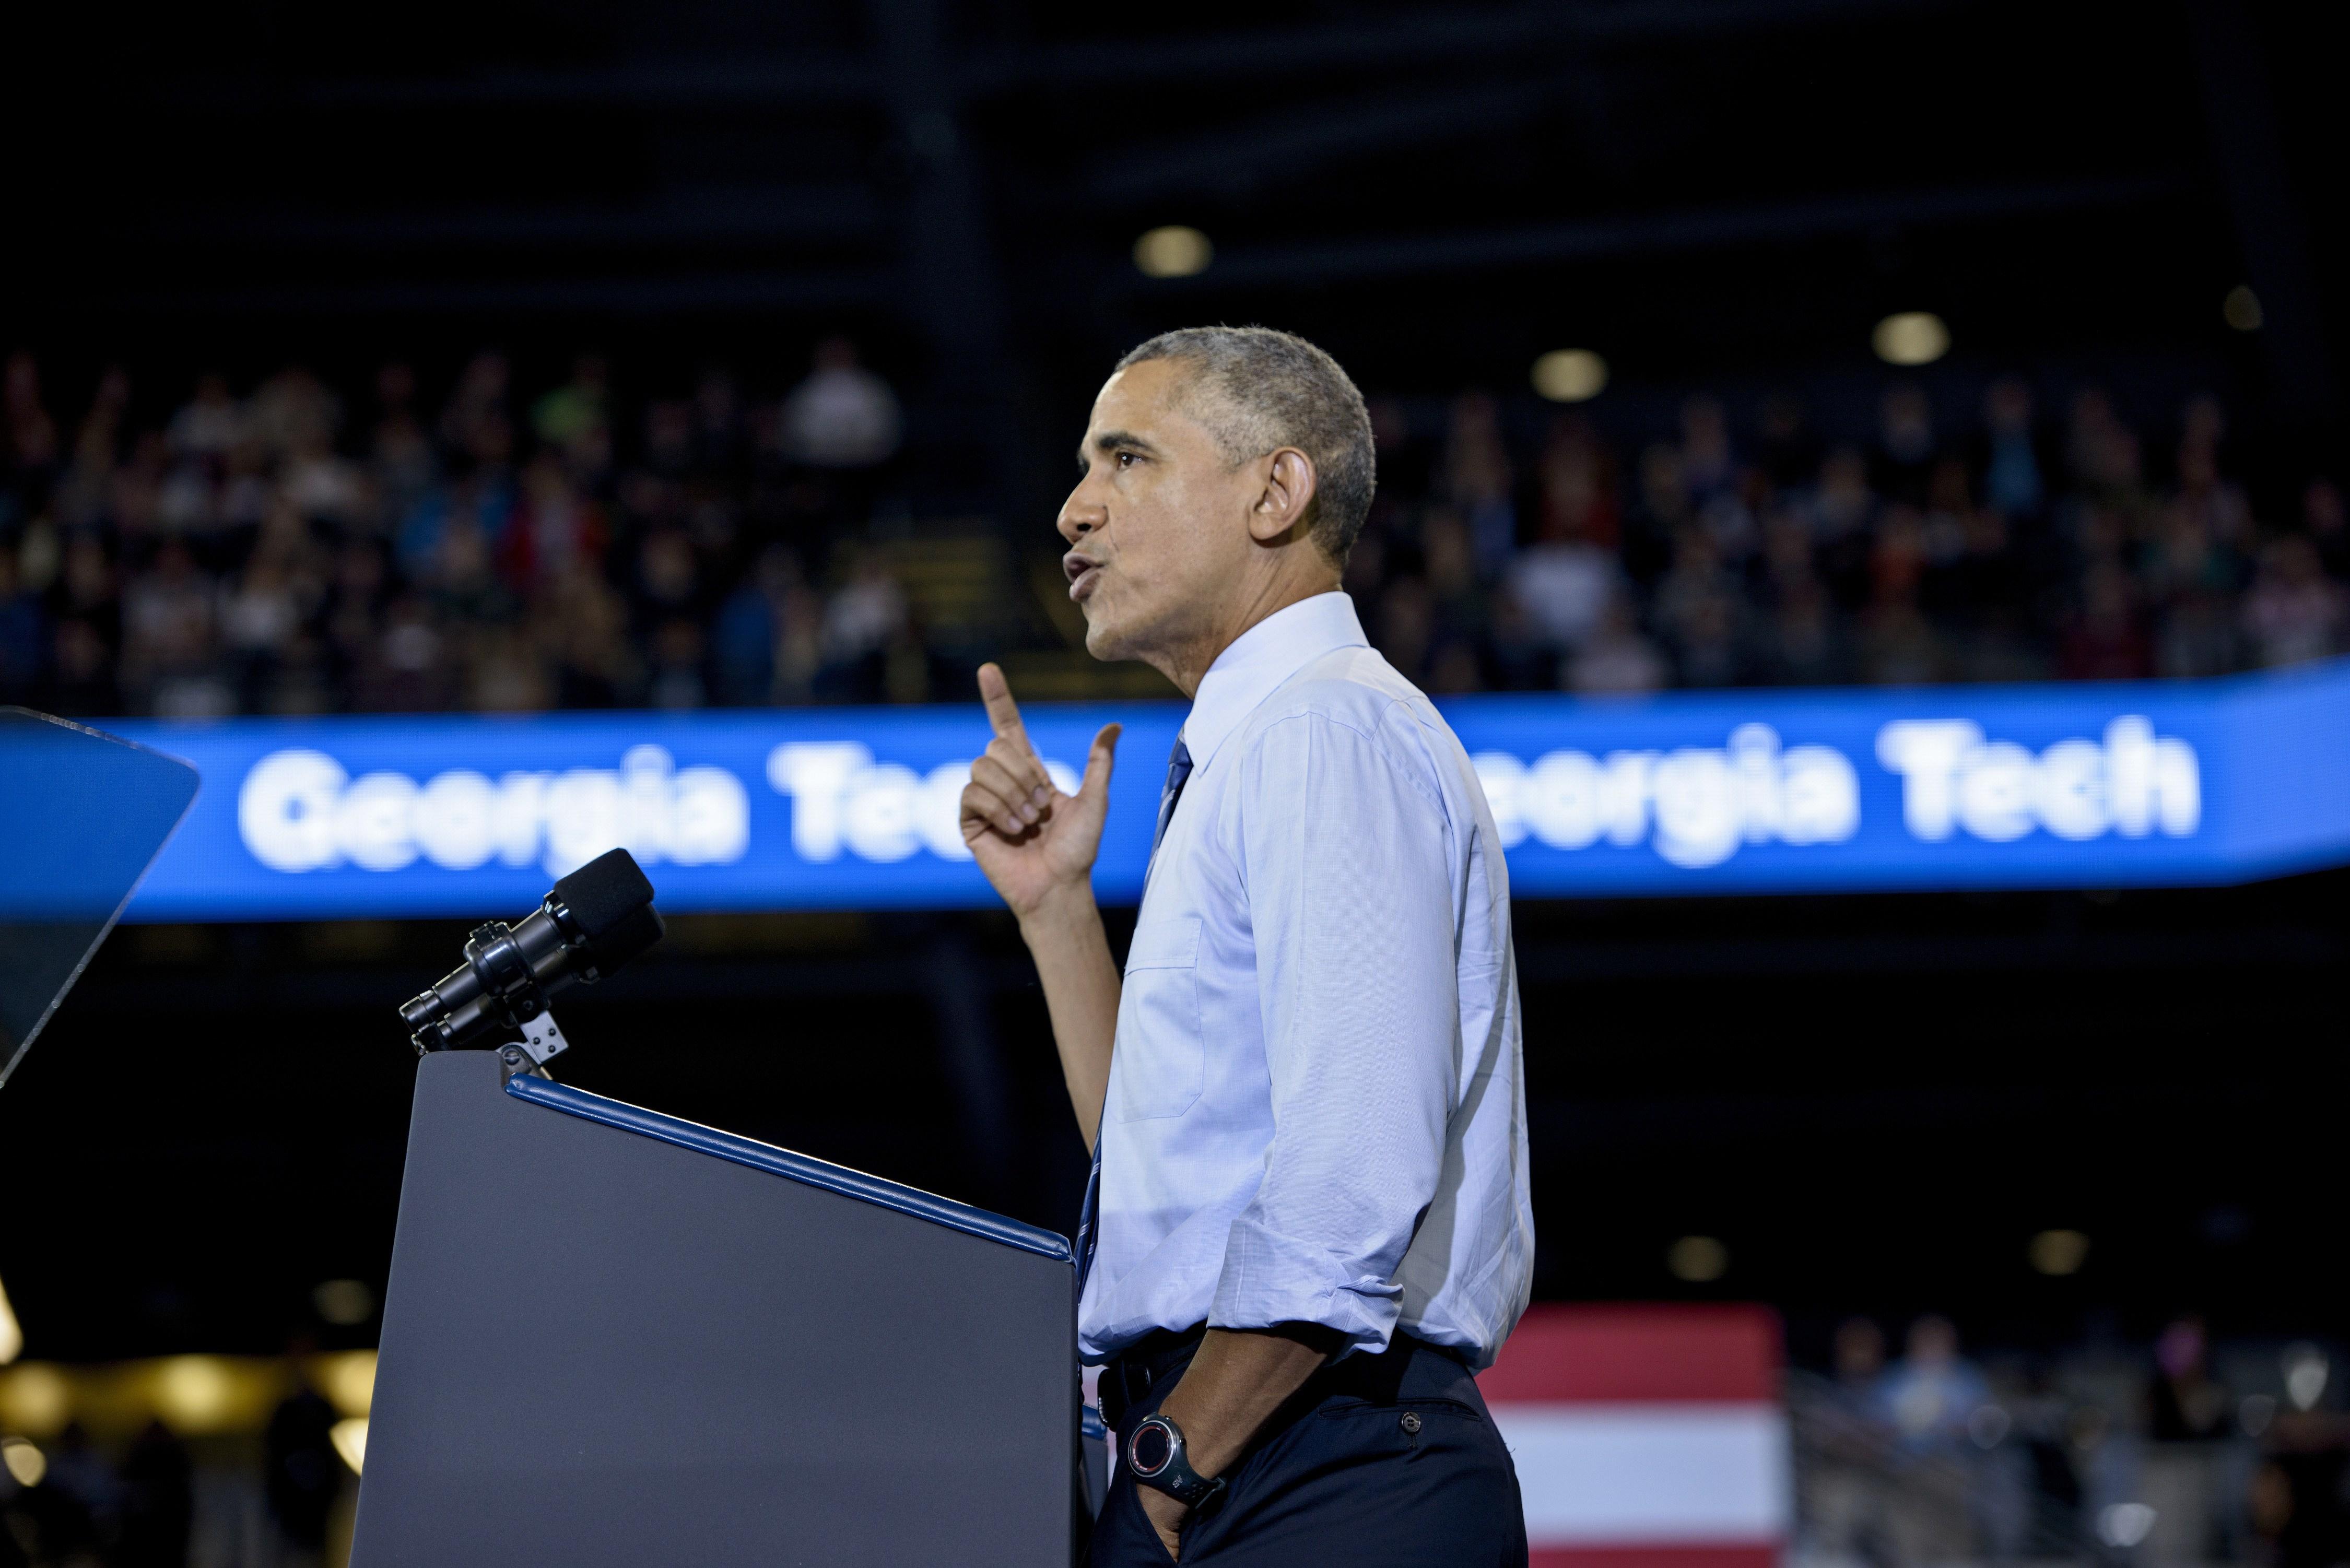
1125, 1413, 1228, 1510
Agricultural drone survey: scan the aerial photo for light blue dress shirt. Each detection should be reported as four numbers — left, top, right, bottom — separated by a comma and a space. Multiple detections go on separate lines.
1080, 591, 1533, 1369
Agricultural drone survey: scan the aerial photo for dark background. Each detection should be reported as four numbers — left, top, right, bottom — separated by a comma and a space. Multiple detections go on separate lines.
10, 867, 2347, 1366
4, 0, 2347, 1369
5, 0, 2345, 496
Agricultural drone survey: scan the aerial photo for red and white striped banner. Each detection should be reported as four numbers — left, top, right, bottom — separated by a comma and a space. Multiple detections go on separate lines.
1478, 1305, 1790, 1568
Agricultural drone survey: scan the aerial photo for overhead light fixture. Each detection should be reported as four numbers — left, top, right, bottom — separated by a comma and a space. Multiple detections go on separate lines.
1532, 349, 1609, 403
1133, 226, 1213, 279
2028, 1228, 2089, 1276
151, 1355, 238, 1432
0, 1364, 70, 1436
1873, 312, 1949, 367
0, 1274, 20, 1364
315, 1350, 379, 1419
1, 1436, 44, 1489
1666, 1235, 1729, 1282
332, 1417, 369, 1475
2284, 1343, 2329, 1411
2223, 286, 2263, 333
313, 1279, 377, 1327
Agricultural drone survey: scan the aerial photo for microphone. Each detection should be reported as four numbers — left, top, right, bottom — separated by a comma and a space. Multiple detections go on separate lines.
399, 848, 665, 1066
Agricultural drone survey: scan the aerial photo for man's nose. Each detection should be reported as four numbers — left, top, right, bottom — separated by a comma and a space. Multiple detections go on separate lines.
1058, 487, 1104, 543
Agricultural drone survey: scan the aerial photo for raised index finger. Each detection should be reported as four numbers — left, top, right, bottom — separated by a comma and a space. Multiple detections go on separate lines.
976, 663, 1036, 757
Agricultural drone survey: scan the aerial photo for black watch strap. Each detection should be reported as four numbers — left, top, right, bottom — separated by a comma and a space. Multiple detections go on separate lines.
1125, 1413, 1227, 1509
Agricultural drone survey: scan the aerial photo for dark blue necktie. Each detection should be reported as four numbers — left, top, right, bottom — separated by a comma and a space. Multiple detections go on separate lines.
1074, 735, 1193, 1299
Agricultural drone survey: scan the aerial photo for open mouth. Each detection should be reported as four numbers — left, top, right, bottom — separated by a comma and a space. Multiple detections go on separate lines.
1064, 557, 1101, 602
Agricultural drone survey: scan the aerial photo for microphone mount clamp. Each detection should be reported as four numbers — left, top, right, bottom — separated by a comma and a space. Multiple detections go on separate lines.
404, 891, 602, 1077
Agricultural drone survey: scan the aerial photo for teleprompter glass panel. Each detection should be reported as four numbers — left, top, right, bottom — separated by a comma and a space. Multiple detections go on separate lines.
0, 708, 199, 1088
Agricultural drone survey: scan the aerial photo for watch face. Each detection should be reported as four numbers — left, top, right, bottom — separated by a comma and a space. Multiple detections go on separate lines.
1130, 1420, 1173, 1476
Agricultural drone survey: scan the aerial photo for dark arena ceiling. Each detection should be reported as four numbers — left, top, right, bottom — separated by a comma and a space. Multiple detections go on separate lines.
6, 1, 2343, 492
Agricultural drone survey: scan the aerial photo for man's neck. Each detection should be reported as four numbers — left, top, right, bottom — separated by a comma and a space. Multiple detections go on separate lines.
1147, 572, 1340, 699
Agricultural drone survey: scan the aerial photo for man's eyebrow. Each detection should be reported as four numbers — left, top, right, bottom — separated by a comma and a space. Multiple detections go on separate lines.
1077, 429, 1159, 467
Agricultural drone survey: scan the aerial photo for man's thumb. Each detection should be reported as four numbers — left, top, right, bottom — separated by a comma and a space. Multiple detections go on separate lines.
1080, 723, 1121, 798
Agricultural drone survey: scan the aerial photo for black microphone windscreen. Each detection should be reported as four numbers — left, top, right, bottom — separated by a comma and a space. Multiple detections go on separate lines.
554, 848, 656, 942
585, 902, 666, 974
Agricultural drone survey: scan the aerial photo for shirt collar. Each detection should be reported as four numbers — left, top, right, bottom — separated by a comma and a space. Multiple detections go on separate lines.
1180, 591, 1369, 772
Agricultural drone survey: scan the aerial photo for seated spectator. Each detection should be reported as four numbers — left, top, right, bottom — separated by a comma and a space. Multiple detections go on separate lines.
532, 353, 610, 458
426, 511, 514, 628
1678, 394, 1736, 503
0, 545, 44, 699
1507, 507, 1616, 656
219, 555, 304, 708
506, 451, 606, 590
359, 595, 456, 712
2306, 477, 2346, 579
1443, 391, 1517, 576
1759, 577, 1852, 687
713, 545, 820, 706
53, 367, 130, 530
540, 562, 637, 708
1874, 1318, 1989, 1565
281, 421, 365, 527
468, 626, 553, 712
372, 362, 439, 521
249, 366, 340, 465
1567, 595, 1668, 695
4, 351, 63, 497
440, 352, 515, 474
2155, 587, 2238, 679
1859, 599, 1947, 686
121, 539, 229, 716
1980, 377, 2045, 518
1537, 414, 1619, 548
648, 619, 710, 709
166, 371, 245, 465
813, 546, 911, 702
1422, 507, 1489, 652
781, 338, 901, 468
1653, 529, 1745, 687
2241, 535, 2345, 668
1374, 574, 1435, 685
1874, 382, 1938, 506
2061, 562, 2153, 679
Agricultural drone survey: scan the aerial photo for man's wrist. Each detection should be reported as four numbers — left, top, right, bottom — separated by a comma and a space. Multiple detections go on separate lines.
1014, 882, 1100, 941
1152, 1386, 1239, 1480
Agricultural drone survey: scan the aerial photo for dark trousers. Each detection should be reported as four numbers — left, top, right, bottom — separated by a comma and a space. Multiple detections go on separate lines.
1085, 1328, 1530, 1567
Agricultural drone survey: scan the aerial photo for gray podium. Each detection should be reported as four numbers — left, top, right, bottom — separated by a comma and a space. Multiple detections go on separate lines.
351, 1051, 1078, 1567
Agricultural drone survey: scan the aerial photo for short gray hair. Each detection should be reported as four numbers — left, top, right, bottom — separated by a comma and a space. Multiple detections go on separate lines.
1114, 325, 1377, 564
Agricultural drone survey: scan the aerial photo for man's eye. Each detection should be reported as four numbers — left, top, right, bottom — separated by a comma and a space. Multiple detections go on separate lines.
1116, 450, 1138, 468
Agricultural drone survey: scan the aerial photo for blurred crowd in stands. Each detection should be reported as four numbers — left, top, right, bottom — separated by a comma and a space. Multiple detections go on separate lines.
0, 1371, 343, 1568
2, 343, 2345, 721
1795, 1314, 2350, 1568
9, 1313, 2346, 1567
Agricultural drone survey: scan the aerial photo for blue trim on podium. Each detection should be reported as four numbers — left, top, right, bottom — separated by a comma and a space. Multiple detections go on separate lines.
506, 1074, 1074, 1263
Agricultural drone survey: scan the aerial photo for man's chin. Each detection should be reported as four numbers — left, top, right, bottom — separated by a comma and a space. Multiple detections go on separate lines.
1082, 618, 1131, 663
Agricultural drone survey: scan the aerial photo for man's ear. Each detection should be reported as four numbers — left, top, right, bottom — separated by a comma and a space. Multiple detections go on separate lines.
1247, 447, 1320, 546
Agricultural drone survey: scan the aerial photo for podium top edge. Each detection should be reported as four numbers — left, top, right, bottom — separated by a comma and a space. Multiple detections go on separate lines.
504, 1074, 1075, 1264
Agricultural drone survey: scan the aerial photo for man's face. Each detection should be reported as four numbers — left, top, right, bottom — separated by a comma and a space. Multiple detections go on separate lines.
1058, 359, 1259, 664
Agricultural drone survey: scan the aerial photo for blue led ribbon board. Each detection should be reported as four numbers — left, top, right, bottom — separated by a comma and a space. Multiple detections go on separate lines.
78, 658, 2350, 922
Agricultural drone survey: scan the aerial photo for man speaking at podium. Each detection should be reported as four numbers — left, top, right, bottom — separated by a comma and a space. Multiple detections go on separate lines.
960, 327, 1532, 1565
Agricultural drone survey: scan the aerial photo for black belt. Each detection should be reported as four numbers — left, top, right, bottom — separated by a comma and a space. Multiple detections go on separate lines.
1095, 1325, 1466, 1434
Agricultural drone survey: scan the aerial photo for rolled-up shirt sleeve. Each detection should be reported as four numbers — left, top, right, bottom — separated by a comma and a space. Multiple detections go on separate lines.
1208, 708, 1460, 1357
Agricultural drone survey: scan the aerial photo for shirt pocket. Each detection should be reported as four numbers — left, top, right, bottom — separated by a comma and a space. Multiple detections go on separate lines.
1112, 914, 1205, 1123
